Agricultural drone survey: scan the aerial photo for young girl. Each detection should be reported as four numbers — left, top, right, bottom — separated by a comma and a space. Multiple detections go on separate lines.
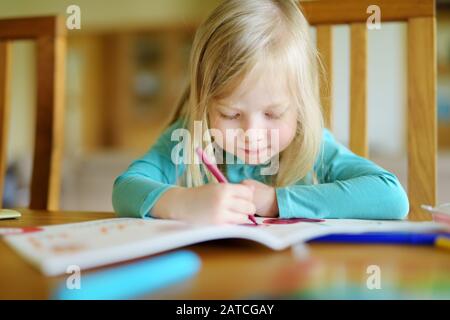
112, 0, 409, 224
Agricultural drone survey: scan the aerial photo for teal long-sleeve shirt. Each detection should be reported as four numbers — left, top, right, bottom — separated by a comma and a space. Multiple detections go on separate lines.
112, 119, 409, 220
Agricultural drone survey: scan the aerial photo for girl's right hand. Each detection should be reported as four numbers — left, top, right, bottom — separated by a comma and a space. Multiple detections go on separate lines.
152, 183, 255, 225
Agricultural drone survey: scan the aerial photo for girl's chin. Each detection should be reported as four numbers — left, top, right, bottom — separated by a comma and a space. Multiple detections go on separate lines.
235, 150, 275, 165
219, 146, 278, 165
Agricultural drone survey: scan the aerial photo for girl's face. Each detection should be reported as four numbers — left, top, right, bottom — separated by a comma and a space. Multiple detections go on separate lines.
209, 65, 298, 165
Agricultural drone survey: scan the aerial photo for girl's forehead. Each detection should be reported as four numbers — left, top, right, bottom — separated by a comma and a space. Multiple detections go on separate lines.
221, 65, 291, 106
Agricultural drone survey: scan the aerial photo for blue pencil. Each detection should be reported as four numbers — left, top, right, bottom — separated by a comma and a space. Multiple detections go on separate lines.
309, 232, 450, 245
53, 250, 201, 300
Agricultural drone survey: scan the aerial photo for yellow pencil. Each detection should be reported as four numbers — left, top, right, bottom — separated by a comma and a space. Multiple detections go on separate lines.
435, 237, 450, 252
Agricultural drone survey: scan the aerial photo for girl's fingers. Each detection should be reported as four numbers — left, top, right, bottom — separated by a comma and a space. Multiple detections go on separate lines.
227, 198, 256, 215
224, 211, 251, 225
241, 179, 257, 188
227, 184, 253, 201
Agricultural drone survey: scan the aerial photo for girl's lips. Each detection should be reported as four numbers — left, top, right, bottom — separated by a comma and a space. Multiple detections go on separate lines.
242, 147, 268, 155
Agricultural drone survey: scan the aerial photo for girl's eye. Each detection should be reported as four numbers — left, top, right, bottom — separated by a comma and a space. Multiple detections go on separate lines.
220, 113, 240, 120
265, 112, 282, 119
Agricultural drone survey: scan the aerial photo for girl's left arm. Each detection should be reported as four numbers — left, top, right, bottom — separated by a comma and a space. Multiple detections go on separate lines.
276, 129, 409, 220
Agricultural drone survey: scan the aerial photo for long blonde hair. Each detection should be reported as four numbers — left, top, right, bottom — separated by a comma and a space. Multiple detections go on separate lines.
171, 0, 324, 188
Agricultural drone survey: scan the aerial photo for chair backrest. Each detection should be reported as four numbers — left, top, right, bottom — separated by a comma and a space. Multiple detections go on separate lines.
299, 0, 437, 221
0, 16, 66, 210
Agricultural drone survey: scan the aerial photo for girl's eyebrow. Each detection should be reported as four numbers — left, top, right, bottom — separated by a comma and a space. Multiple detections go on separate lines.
217, 102, 289, 111
216, 103, 241, 111
265, 102, 289, 111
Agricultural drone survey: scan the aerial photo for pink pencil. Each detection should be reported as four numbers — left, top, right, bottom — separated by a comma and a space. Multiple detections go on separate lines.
195, 147, 258, 225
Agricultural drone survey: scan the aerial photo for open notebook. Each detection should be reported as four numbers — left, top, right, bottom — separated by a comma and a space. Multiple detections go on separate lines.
3, 217, 444, 276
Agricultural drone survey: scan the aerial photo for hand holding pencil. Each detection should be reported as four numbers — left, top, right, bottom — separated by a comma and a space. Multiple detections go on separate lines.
151, 149, 257, 225
196, 147, 258, 225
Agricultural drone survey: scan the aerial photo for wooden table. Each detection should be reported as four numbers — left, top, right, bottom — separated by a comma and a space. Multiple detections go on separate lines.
1, 209, 450, 299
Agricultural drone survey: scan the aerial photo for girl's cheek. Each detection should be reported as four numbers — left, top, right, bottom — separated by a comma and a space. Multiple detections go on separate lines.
212, 126, 239, 155
276, 123, 297, 152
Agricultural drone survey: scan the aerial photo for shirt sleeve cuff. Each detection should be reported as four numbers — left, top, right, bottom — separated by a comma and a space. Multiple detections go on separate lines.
141, 185, 176, 218
275, 187, 293, 219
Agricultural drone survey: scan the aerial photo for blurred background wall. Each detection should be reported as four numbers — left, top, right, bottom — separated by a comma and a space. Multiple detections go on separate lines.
1, 0, 449, 211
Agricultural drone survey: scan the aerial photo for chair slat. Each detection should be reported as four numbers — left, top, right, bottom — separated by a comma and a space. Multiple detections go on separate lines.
317, 25, 333, 130
407, 17, 437, 221
29, 35, 66, 210
301, 0, 435, 25
349, 23, 368, 157
0, 16, 64, 40
0, 41, 11, 207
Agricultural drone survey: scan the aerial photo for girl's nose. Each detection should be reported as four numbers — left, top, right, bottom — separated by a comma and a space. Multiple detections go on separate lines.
242, 117, 262, 133
242, 121, 266, 146
244, 130, 264, 143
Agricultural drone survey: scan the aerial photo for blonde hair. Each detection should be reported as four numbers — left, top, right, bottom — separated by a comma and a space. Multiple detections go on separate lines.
171, 0, 324, 188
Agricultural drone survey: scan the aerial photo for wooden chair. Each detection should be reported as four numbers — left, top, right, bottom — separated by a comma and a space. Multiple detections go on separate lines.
299, 0, 437, 221
0, 16, 66, 210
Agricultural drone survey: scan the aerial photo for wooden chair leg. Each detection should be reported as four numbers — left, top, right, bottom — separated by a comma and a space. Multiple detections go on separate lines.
407, 17, 437, 221
30, 35, 66, 210
349, 23, 368, 158
0, 41, 11, 208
